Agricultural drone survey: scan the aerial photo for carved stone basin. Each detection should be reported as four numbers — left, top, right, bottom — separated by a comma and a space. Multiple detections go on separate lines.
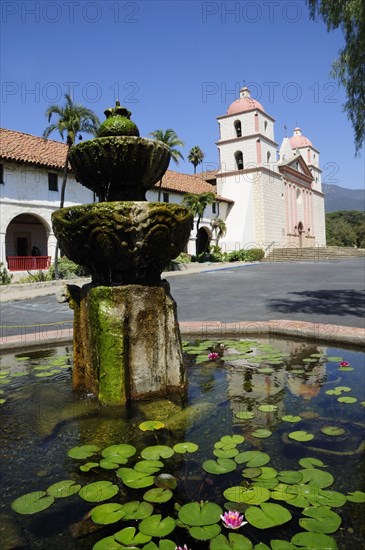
52, 201, 193, 285
68, 137, 170, 201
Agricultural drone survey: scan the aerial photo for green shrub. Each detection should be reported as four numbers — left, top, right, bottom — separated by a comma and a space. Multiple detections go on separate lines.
0, 262, 12, 285
17, 271, 50, 284
174, 252, 191, 263
48, 257, 88, 279
245, 248, 265, 261
226, 248, 264, 262
226, 249, 247, 262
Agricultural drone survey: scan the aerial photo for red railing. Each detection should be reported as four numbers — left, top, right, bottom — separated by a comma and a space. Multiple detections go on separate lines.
7, 256, 52, 271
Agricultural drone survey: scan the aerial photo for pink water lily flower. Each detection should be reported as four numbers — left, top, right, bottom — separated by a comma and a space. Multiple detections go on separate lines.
339, 361, 350, 367
221, 510, 248, 529
208, 352, 219, 361
175, 545, 190, 550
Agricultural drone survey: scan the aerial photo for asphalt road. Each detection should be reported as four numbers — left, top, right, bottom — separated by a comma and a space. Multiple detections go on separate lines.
0, 259, 364, 338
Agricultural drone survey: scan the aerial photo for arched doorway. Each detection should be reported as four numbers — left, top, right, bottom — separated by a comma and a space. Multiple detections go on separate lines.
197, 227, 211, 254
5, 214, 51, 271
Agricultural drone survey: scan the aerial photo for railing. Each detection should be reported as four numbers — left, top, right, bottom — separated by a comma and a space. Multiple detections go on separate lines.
6, 256, 52, 271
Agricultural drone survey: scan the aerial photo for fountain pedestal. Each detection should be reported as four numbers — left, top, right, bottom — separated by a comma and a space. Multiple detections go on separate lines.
68, 283, 185, 404
52, 103, 193, 404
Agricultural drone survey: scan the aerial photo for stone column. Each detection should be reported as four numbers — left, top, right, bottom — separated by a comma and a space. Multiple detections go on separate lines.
67, 282, 186, 405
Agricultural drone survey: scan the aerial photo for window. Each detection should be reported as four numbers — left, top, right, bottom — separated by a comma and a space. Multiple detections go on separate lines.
234, 151, 244, 170
163, 192, 169, 203
48, 173, 58, 191
266, 151, 271, 163
0, 164, 4, 183
212, 202, 216, 214
264, 121, 268, 131
234, 120, 242, 138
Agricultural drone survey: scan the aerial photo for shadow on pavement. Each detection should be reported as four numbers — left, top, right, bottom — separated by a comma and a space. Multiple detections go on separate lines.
267, 289, 365, 318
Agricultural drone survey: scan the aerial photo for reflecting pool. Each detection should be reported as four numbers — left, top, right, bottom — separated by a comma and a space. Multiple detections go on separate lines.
0, 338, 364, 549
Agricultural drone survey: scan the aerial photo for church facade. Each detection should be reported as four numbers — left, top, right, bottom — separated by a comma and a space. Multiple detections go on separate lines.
0, 88, 326, 272
215, 86, 326, 252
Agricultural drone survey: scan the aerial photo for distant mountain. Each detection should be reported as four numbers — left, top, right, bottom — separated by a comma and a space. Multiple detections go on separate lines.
323, 183, 365, 212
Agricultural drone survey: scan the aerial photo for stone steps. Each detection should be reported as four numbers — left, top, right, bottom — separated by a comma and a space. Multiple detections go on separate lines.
263, 247, 365, 262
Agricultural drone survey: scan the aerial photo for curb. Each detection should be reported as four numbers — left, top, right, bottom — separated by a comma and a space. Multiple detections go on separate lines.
1, 320, 364, 352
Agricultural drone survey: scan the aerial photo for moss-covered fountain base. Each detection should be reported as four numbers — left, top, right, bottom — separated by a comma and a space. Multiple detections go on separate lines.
52, 103, 193, 405
67, 282, 186, 404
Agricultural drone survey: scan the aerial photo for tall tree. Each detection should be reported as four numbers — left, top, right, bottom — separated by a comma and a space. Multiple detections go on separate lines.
188, 145, 205, 174
43, 93, 99, 277
210, 217, 227, 246
149, 129, 184, 201
182, 191, 215, 254
307, 0, 365, 153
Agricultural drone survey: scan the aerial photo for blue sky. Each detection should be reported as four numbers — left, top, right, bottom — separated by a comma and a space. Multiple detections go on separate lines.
1, 0, 364, 189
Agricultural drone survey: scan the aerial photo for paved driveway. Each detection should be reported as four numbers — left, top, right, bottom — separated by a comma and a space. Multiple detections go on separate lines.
0, 259, 364, 338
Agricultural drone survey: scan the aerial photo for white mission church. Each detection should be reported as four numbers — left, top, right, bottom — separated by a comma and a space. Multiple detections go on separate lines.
0, 86, 325, 273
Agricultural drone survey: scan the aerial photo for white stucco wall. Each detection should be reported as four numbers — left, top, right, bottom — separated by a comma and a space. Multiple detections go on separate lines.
0, 161, 94, 266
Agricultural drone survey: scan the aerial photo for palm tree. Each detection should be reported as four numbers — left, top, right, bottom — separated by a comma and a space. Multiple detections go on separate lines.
149, 129, 184, 201
43, 93, 99, 277
188, 145, 205, 174
211, 217, 227, 246
182, 192, 215, 254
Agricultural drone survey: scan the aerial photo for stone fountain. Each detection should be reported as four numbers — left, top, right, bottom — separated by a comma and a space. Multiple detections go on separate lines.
52, 103, 193, 405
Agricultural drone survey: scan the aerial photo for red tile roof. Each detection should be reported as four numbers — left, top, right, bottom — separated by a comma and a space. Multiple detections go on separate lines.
0, 128, 68, 170
0, 128, 232, 203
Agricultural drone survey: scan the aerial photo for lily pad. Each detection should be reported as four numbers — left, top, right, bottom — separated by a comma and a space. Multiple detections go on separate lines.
245, 502, 292, 529
213, 447, 239, 459
235, 411, 255, 420
68, 444, 99, 460
320, 426, 345, 436
223, 485, 270, 505
117, 468, 154, 489
203, 458, 237, 475
251, 429, 272, 439
299, 506, 341, 533
210, 533, 253, 549
114, 526, 151, 546
288, 430, 314, 442
277, 470, 303, 484
173, 442, 198, 454
235, 451, 270, 467
188, 524, 221, 540
47, 480, 81, 498
11, 491, 54, 514
140, 540, 176, 550
79, 481, 119, 502
119, 500, 154, 520
291, 531, 338, 549
347, 490, 365, 503
101, 444, 136, 461
258, 404, 277, 412
299, 468, 334, 488
93, 535, 123, 549
178, 501, 223, 526
316, 490, 347, 507
139, 514, 175, 538
282, 415, 301, 423
271, 541, 296, 549
134, 460, 164, 474
140, 445, 174, 460
326, 357, 343, 362
80, 462, 99, 472
139, 420, 165, 431
299, 457, 327, 469
91, 503, 125, 525
143, 488, 173, 503
337, 396, 357, 403
220, 435, 245, 445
